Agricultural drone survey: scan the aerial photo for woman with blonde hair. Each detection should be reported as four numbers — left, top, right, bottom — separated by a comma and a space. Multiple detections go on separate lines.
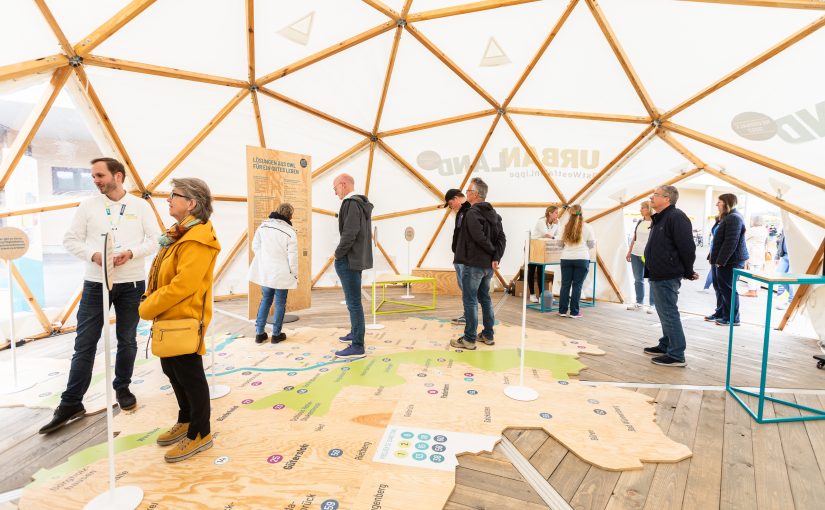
558, 204, 595, 318
625, 201, 655, 313
528, 204, 561, 303
139, 177, 221, 463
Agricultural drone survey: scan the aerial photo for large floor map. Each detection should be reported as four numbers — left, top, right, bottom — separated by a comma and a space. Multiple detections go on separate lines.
17, 318, 691, 509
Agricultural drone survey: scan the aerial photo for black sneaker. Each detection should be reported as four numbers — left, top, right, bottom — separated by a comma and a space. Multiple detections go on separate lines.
116, 387, 137, 410
643, 345, 666, 356
715, 319, 741, 327
704, 314, 720, 322
271, 332, 286, 344
39, 403, 86, 434
255, 332, 268, 344
450, 316, 466, 325
651, 355, 686, 367
335, 344, 366, 360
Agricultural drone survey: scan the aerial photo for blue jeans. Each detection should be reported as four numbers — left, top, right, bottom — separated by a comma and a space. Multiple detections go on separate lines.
716, 263, 744, 323
335, 258, 365, 347
255, 287, 288, 335
710, 266, 724, 318
559, 259, 589, 315
61, 280, 145, 406
461, 266, 494, 343
703, 269, 713, 290
650, 278, 686, 361
454, 263, 464, 292
776, 255, 794, 297
630, 254, 654, 306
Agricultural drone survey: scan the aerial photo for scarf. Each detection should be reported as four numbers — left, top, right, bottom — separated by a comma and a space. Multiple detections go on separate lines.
147, 215, 201, 293
268, 211, 293, 225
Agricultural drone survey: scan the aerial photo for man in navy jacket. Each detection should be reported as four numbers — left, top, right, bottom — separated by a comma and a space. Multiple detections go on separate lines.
643, 185, 699, 367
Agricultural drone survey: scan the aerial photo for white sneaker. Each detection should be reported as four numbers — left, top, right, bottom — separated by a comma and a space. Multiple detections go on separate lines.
627, 303, 642, 311
529, 294, 539, 303
645, 305, 655, 314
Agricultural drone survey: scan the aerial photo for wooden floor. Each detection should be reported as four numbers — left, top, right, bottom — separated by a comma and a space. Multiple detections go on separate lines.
2, 287, 824, 509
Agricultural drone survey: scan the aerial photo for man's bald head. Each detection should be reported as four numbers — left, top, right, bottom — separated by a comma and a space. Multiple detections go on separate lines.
333, 173, 355, 199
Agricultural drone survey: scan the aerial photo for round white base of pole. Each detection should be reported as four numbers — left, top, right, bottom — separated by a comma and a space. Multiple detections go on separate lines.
504, 386, 539, 402
398, 294, 415, 299
0, 375, 36, 394
84, 485, 143, 510
209, 384, 231, 400
365, 323, 385, 330
340, 300, 347, 305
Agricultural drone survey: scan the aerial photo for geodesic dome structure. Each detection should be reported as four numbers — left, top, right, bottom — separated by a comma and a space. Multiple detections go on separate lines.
1, 0, 824, 340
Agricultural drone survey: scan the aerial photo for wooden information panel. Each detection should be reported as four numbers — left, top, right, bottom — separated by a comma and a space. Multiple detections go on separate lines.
246, 146, 312, 318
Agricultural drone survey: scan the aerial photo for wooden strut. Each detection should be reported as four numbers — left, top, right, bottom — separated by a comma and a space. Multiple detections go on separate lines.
33, 0, 76, 58
311, 255, 337, 287
373, 26, 404, 134
57, 285, 84, 327
678, 1, 825, 11
378, 109, 497, 138
312, 139, 371, 180
312, 208, 338, 217
373, 205, 443, 221
250, 90, 267, 148
0, 200, 80, 219
0, 54, 67, 83
246, 0, 256, 84
257, 87, 369, 137
376, 140, 445, 200
507, 107, 650, 124
407, 0, 543, 22
503, 113, 567, 203
777, 238, 825, 330
361, 0, 401, 19
595, 252, 625, 303
74, 0, 158, 56
82, 55, 248, 89
365, 142, 377, 196
215, 293, 248, 303
400, 0, 415, 18
375, 239, 401, 274
6, 261, 54, 334
214, 230, 249, 284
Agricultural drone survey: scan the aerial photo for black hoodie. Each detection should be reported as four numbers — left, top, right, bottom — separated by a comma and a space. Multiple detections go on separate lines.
335, 194, 374, 271
454, 202, 506, 268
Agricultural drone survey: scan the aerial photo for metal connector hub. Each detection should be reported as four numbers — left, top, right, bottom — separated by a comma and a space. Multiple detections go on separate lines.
68, 56, 84, 67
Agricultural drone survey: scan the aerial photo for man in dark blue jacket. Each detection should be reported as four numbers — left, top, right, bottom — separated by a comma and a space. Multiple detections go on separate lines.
444, 188, 471, 325
451, 177, 506, 350
643, 185, 699, 367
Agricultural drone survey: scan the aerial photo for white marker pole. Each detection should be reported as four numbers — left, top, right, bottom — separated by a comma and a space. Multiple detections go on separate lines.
366, 226, 384, 330
208, 291, 230, 400
400, 237, 414, 299
504, 232, 538, 402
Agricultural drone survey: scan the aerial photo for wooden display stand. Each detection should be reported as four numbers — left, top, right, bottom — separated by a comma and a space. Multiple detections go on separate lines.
245, 146, 311, 319
412, 267, 461, 296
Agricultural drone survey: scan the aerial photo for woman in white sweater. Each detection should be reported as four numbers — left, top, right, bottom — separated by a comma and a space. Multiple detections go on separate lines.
248, 203, 298, 344
558, 205, 595, 318
527, 204, 561, 303
625, 201, 654, 313
742, 216, 768, 297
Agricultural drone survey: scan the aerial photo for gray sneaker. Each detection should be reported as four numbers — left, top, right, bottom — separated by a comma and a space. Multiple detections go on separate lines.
450, 337, 476, 350
451, 316, 466, 325
479, 332, 495, 345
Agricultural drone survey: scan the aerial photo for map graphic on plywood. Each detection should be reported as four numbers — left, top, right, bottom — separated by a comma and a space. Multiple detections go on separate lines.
19, 319, 690, 509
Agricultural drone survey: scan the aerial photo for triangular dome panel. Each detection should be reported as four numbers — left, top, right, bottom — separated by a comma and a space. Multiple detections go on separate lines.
368, 147, 440, 217
1, 0, 59, 66
377, 209, 446, 274
0, 76, 52, 148
43, 0, 128, 49
311, 149, 370, 213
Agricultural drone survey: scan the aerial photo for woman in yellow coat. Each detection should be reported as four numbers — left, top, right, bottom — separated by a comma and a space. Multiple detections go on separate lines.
139, 177, 221, 463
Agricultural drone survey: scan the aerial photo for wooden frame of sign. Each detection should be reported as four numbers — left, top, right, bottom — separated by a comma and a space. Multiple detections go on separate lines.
246, 146, 312, 319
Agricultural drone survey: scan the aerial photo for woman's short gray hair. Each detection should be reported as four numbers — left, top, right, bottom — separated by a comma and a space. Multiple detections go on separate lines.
170, 177, 213, 222
276, 203, 294, 220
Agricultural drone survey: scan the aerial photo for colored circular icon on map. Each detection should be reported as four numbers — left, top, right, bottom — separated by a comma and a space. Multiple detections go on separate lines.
287, 372, 297, 376
594, 409, 607, 415
251, 381, 262, 387
427, 389, 438, 395
432, 444, 446, 453
328, 449, 343, 457
297, 389, 308, 394
464, 377, 473, 382
160, 385, 171, 390
434, 435, 447, 443
467, 390, 478, 395
417, 373, 427, 378
464, 372, 474, 377
283, 386, 294, 391
455, 349, 463, 353
412, 452, 427, 461
320, 368, 329, 372
272, 404, 285, 410
418, 433, 431, 440
570, 340, 579, 344
437, 358, 446, 362
292, 346, 300, 350
540, 412, 552, 419
214, 456, 229, 465
267, 454, 283, 464
341, 367, 350, 371
588, 399, 599, 404
295, 357, 304, 361
133, 379, 143, 384
302, 352, 310, 356
320, 500, 339, 510
276, 352, 284, 355
415, 442, 429, 450
323, 355, 332, 359
384, 340, 392, 343
368, 346, 376, 350
399, 441, 411, 448
383, 357, 391, 362
401, 432, 414, 439
430, 454, 445, 463
218, 353, 227, 356
405, 346, 413, 350
395, 450, 408, 458
424, 383, 434, 387
558, 380, 569, 385
242, 371, 252, 375
225, 366, 234, 371
242, 399, 254, 404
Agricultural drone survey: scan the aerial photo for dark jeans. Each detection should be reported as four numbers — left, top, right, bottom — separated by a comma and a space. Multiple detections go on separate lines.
255, 287, 288, 335
461, 265, 495, 343
630, 254, 654, 306
703, 269, 713, 290
715, 263, 744, 323
335, 257, 365, 347
454, 263, 464, 292
650, 278, 686, 361
61, 280, 144, 406
527, 263, 547, 296
160, 353, 210, 440
710, 266, 724, 318
559, 259, 589, 315
776, 255, 794, 297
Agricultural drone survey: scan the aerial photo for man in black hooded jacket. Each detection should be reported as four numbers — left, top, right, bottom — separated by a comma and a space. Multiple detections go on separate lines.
451, 177, 505, 350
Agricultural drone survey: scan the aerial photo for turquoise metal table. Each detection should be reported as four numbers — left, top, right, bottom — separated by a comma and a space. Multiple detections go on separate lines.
726, 269, 825, 423
526, 261, 597, 313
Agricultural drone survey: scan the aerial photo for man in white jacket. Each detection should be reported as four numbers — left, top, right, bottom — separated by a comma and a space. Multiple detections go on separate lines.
40, 158, 161, 434
248, 203, 298, 344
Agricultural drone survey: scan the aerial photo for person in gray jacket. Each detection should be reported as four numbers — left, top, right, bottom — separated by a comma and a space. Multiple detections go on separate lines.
332, 173, 374, 360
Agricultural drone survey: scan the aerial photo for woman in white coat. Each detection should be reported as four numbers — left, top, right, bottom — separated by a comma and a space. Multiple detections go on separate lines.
248, 203, 298, 344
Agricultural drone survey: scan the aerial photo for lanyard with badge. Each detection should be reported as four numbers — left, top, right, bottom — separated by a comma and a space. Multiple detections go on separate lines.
105, 202, 126, 250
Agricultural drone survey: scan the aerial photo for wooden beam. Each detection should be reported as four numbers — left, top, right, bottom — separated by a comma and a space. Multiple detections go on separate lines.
376, 239, 401, 274
82, 54, 248, 88
33, 0, 75, 57
569, 124, 657, 204
73, 66, 148, 192
584, 0, 659, 118
147, 191, 247, 203
214, 293, 248, 303
0, 200, 80, 219
257, 86, 370, 136
365, 142, 377, 196
401, 0, 415, 19
311, 139, 371, 180
408, 0, 542, 22
376, 139, 445, 200
459, 113, 503, 190
0, 54, 67, 82
663, 121, 825, 191
777, 238, 825, 330
677, 0, 825, 10
57, 285, 83, 327
0, 67, 71, 192
143, 193, 166, 231
246, 0, 256, 83
74, 0, 158, 56
503, 113, 566, 202
362, 0, 401, 19
507, 107, 650, 124
374, 205, 443, 221
656, 129, 706, 168
257, 21, 396, 86
503, 0, 578, 108
146, 89, 250, 192
417, 209, 452, 267
664, 15, 825, 119
313, 207, 338, 217
214, 230, 248, 284
6, 261, 53, 334
493, 268, 508, 289
378, 109, 496, 137
311, 255, 337, 287
404, 24, 500, 109
490, 202, 557, 208
588, 168, 702, 223
373, 27, 403, 134
250, 90, 266, 148
595, 252, 624, 303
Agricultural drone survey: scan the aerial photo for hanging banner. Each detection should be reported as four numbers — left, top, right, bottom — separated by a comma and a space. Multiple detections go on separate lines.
246, 146, 312, 318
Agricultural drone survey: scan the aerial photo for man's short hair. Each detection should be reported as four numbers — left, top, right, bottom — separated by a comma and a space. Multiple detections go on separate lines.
91, 157, 126, 182
658, 185, 679, 205
470, 177, 488, 200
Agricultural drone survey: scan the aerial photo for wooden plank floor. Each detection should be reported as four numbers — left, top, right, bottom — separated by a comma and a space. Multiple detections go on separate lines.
2, 288, 824, 509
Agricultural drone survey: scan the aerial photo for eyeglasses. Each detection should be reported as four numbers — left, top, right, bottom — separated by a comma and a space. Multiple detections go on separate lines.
169, 191, 192, 200
466, 188, 477, 194
651, 192, 668, 198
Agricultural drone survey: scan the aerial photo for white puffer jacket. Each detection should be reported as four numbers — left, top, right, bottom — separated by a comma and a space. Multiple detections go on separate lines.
248, 217, 298, 289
